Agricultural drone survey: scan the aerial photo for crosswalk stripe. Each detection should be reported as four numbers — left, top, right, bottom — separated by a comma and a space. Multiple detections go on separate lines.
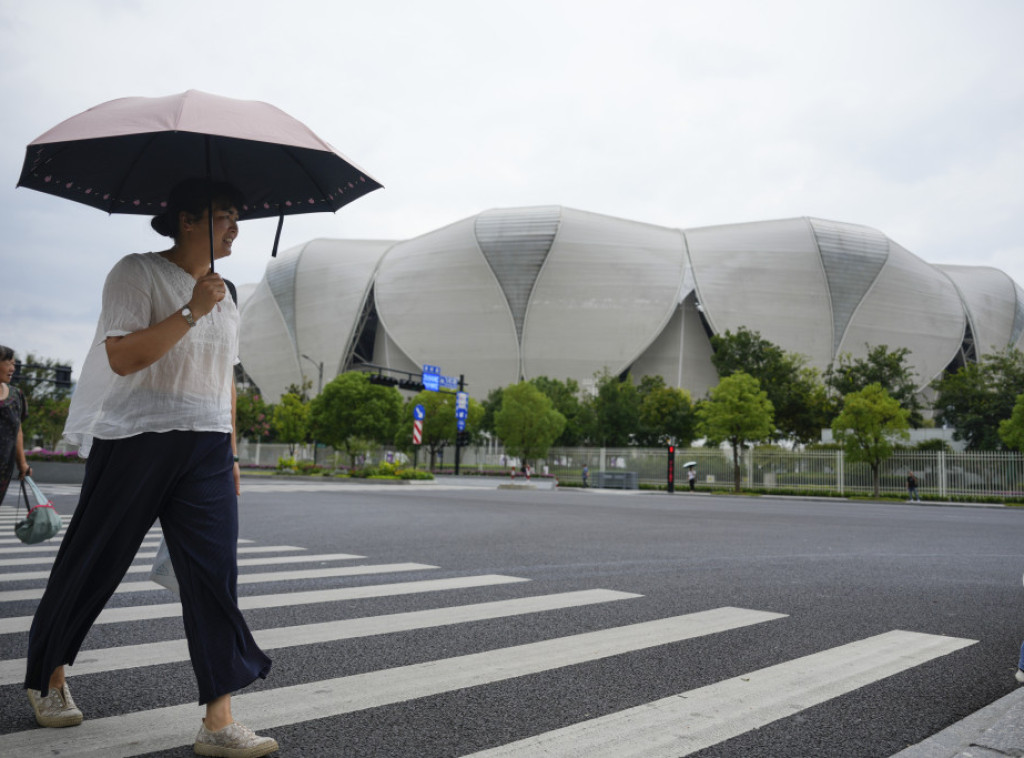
0, 542, 302, 556
0, 552, 366, 582
0, 589, 641, 685
0, 606, 786, 756
0, 536, 255, 545
0, 544, 304, 568
0, 574, 530, 635
0, 562, 440, 603
459, 629, 977, 758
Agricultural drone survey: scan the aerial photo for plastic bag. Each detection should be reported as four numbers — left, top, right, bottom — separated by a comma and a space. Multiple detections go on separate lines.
149, 536, 180, 597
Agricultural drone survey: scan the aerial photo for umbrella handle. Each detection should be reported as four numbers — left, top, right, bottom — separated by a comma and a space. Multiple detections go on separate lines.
205, 136, 215, 273
272, 214, 284, 257
208, 197, 216, 273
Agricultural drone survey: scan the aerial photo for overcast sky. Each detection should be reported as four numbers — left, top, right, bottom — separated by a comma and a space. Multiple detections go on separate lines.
2, 0, 1022, 378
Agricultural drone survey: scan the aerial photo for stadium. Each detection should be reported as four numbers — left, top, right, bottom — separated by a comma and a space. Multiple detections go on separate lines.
237, 207, 1024, 404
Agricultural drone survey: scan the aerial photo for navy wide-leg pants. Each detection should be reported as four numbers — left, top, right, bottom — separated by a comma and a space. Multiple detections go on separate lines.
24, 431, 271, 704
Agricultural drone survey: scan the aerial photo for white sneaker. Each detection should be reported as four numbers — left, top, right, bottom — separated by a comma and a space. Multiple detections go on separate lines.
1016, 668, 1024, 684
27, 683, 83, 727
194, 720, 279, 757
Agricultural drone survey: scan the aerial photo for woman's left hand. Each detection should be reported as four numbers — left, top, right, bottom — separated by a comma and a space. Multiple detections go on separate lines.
233, 461, 241, 496
18, 461, 31, 480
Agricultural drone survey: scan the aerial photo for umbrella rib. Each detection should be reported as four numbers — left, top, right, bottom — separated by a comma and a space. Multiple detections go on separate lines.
106, 132, 169, 215
276, 145, 334, 210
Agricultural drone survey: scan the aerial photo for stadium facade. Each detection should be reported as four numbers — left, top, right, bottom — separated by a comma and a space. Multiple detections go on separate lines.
237, 207, 1024, 404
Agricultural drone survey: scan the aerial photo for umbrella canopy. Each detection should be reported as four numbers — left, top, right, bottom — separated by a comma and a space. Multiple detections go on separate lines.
18, 90, 382, 262
683, 461, 697, 468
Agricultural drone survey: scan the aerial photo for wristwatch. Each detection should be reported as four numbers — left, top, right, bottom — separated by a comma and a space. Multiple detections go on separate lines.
181, 306, 196, 328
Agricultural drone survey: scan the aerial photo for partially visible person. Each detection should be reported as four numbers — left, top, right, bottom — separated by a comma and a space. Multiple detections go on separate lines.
688, 466, 696, 492
907, 470, 921, 502
0, 345, 32, 506
22, 179, 277, 757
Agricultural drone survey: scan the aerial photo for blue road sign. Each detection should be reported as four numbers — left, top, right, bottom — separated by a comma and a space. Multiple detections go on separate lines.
422, 371, 440, 392
413, 404, 425, 421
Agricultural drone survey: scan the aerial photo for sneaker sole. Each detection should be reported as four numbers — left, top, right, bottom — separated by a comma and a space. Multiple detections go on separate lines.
193, 737, 279, 758
26, 691, 83, 728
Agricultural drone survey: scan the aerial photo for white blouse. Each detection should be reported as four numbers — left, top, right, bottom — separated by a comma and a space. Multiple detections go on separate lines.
64, 252, 238, 456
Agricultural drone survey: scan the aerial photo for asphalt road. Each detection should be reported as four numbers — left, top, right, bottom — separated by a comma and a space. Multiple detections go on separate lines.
0, 478, 1022, 757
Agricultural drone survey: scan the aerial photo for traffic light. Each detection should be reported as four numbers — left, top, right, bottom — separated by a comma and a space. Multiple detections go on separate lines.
367, 373, 398, 387
54, 365, 72, 389
456, 430, 470, 447
398, 377, 425, 391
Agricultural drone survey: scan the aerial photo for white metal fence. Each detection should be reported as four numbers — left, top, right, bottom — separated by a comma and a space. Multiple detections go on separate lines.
543, 446, 1024, 499
236, 440, 1024, 500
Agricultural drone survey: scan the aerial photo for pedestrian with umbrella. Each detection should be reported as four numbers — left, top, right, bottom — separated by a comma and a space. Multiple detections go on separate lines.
24, 178, 279, 756
17, 91, 381, 757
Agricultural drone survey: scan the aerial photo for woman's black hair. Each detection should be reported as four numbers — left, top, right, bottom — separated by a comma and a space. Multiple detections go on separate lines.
150, 178, 245, 239
0, 345, 14, 362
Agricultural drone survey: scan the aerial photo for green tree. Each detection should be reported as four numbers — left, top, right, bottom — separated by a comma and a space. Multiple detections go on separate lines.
636, 377, 697, 447
479, 387, 504, 435
272, 393, 309, 457
529, 376, 587, 445
698, 372, 775, 492
831, 383, 910, 497
285, 378, 314, 403
235, 387, 272, 442
590, 370, 640, 446
13, 353, 74, 403
998, 393, 1024, 452
710, 327, 830, 443
14, 353, 74, 448
308, 372, 402, 466
826, 344, 923, 427
494, 381, 566, 466
932, 348, 1024, 450
24, 396, 71, 450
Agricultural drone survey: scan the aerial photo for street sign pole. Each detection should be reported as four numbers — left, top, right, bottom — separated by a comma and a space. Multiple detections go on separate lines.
454, 375, 465, 476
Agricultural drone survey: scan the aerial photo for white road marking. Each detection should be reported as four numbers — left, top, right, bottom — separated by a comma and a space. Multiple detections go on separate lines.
0, 551, 365, 582
0, 607, 786, 756
0, 574, 530, 634
0, 542, 301, 555
0, 562, 439, 603
0, 589, 641, 684
460, 630, 977, 758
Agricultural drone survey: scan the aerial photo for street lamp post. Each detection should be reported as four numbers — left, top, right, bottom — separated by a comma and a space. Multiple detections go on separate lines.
300, 354, 324, 396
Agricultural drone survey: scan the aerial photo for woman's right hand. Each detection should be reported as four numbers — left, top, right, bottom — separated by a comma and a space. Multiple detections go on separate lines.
187, 273, 228, 319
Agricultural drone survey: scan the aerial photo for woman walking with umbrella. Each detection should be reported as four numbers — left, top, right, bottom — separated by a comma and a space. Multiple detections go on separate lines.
24, 179, 278, 757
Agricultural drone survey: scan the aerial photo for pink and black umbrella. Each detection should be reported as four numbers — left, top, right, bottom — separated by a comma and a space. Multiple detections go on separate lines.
17, 89, 382, 267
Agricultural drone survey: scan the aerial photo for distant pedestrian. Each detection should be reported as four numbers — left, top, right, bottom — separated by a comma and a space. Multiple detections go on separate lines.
0, 345, 32, 507
907, 471, 921, 502
582, 464, 589, 487
688, 466, 696, 492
